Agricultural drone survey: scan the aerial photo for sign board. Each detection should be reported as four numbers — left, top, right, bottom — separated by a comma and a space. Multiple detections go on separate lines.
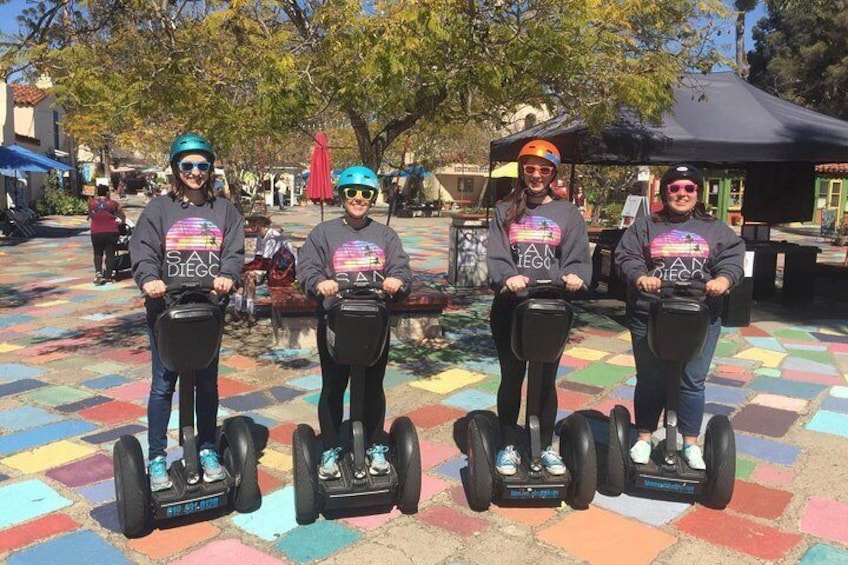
620, 195, 649, 228
82, 184, 96, 196
95, 177, 110, 187
743, 251, 755, 278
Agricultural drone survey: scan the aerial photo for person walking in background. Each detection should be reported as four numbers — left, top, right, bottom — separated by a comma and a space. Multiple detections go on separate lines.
614, 164, 744, 470
130, 133, 244, 493
296, 165, 413, 480
486, 139, 592, 477
88, 184, 126, 285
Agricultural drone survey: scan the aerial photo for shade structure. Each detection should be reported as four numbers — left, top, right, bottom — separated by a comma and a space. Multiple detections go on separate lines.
0, 145, 72, 175
307, 131, 334, 220
4, 145, 72, 172
490, 162, 518, 179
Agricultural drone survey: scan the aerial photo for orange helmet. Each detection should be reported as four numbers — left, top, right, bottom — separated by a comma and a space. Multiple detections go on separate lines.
518, 139, 561, 168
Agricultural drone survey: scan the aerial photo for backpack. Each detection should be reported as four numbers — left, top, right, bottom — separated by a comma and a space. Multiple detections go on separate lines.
267, 243, 297, 288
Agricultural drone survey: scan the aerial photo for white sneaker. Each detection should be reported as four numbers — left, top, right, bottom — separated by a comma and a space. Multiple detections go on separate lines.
629, 439, 652, 464
683, 444, 706, 470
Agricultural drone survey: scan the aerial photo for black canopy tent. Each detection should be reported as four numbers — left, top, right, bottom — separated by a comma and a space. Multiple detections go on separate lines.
489, 72, 848, 223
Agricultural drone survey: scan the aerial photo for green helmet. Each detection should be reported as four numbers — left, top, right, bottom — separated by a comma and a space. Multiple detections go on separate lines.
169, 133, 216, 165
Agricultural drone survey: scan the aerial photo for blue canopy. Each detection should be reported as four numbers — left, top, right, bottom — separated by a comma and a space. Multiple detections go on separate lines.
0, 144, 73, 176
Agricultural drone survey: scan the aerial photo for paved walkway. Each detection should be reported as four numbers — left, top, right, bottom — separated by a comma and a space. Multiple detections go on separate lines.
0, 200, 847, 564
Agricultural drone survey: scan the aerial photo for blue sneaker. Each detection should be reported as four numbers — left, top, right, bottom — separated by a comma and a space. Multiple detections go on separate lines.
319, 447, 342, 480
148, 456, 172, 492
367, 444, 390, 476
496, 445, 521, 476
541, 446, 566, 476
199, 449, 226, 483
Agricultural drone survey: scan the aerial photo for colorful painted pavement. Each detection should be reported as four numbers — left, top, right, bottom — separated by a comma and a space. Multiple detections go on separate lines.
1, 200, 847, 564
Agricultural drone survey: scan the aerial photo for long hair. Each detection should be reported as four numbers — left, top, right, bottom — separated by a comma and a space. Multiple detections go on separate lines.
502, 175, 560, 226
169, 162, 217, 202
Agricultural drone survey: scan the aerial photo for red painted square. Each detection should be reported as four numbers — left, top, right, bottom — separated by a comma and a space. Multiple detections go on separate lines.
0, 513, 78, 552
128, 521, 220, 559
416, 504, 489, 538
559, 355, 592, 368
676, 507, 802, 560
101, 348, 150, 365
782, 370, 843, 386
740, 325, 770, 337
257, 468, 283, 494
556, 389, 592, 411
592, 397, 635, 417
217, 377, 255, 397
800, 497, 848, 545
403, 405, 465, 429
268, 422, 297, 446
79, 400, 146, 425
727, 480, 793, 519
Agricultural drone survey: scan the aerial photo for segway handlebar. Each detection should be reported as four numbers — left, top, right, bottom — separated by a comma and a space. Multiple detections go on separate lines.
500, 278, 588, 299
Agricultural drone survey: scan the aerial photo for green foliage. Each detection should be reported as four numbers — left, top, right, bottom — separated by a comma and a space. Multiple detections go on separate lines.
34, 189, 88, 216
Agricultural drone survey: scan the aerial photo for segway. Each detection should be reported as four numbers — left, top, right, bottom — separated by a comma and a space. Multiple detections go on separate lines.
292, 284, 421, 524
466, 281, 597, 511
113, 283, 260, 538
605, 280, 736, 509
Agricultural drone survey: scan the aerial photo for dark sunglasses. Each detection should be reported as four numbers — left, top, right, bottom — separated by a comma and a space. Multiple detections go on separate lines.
177, 160, 212, 174
342, 187, 377, 201
522, 164, 554, 176
667, 181, 698, 194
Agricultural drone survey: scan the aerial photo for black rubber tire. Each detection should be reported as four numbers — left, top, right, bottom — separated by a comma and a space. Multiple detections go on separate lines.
605, 405, 631, 496
113, 435, 151, 538
221, 417, 261, 513
560, 413, 598, 509
292, 424, 319, 524
701, 415, 736, 509
466, 413, 497, 512
390, 416, 422, 514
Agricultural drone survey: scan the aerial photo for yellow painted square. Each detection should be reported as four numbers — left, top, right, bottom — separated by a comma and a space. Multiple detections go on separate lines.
564, 347, 608, 361
35, 300, 70, 308
617, 331, 632, 341
1, 440, 97, 473
733, 347, 786, 368
0, 342, 24, 353
259, 448, 292, 472
408, 368, 487, 394
87, 361, 128, 374
606, 353, 636, 367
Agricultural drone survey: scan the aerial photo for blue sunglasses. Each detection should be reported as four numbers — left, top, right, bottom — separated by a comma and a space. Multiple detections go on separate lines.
177, 160, 212, 174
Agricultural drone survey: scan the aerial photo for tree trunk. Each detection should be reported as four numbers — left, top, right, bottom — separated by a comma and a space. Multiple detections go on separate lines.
736, 11, 749, 77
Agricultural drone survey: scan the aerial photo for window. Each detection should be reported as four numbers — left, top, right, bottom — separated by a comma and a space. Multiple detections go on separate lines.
706, 178, 720, 210
728, 179, 744, 210
830, 180, 843, 209
457, 177, 474, 194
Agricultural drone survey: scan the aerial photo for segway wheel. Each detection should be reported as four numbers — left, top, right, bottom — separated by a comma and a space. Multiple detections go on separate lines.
221, 417, 260, 513
605, 405, 631, 496
701, 415, 736, 509
292, 424, 319, 524
113, 435, 151, 538
389, 416, 421, 514
560, 413, 597, 510
466, 413, 498, 512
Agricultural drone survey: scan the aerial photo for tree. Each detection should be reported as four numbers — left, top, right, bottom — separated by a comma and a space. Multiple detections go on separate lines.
7, 0, 727, 171
733, 0, 759, 76
748, 0, 848, 120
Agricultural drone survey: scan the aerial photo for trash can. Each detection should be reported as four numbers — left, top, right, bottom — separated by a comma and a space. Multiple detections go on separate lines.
782, 245, 819, 303
448, 216, 489, 287
722, 250, 754, 327
590, 229, 626, 299
751, 246, 778, 300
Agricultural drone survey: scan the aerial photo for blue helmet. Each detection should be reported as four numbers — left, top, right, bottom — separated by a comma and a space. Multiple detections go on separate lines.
336, 166, 379, 194
169, 133, 216, 165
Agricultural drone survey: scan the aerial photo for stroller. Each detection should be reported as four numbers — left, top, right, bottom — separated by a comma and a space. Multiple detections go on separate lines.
114, 218, 134, 276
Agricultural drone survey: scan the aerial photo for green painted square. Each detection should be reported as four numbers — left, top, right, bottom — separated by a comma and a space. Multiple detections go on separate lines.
566, 364, 634, 387
788, 350, 833, 365
735, 457, 756, 479
754, 368, 782, 377
276, 520, 362, 563
86, 361, 128, 374
772, 328, 814, 341
218, 365, 235, 375
21, 385, 92, 407
476, 376, 501, 394
714, 341, 742, 358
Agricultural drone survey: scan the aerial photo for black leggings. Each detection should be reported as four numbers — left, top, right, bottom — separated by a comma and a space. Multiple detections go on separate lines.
316, 319, 389, 450
490, 295, 560, 448
91, 232, 118, 276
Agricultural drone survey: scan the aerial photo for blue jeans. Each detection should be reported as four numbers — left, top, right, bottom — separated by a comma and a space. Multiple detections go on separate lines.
630, 315, 721, 438
146, 306, 220, 460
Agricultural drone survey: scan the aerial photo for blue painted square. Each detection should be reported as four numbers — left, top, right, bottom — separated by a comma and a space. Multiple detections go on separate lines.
432, 456, 465, 481
268, 385, 301, 403
81, 424, 147, 444
707, 375, 746, 388
806, 410, 848, 439
593, 491, 690, 526
800, 543, 848, 565
32, 327, 71, 338
748, 376, 827, 399
625, 376, 638, 386
784, 343, 827, 352
76, 479, 116, 505
89, 502, 122, 533
704, 384, 748, 406
242, 412, 278, 429
812, 332, 848, 344
0, 419, 98, 456
276, 519, 363, 563
556, 364, 575, 378
8, 530, 130, 565
0, 406, 64, 432
821, 396, 848, 414
781, 356, 838, 376
82, 374, 130, 389
303, 390, 349, 407
0, 378, 47, 398
735, 433, 799, 465
609, 385, 634, 400
442, 389, 496, 411
743, 337, 785, 352
288, 374, 323, 391
0, 473, 7, 482
0, 363, 46, 382
463, 359, 501, 376
704, 403, 735, 417
0, 479, 72, 529
0, 314, 36, 329
56, 395, 112, 413
233, 487, 299, 540
384, 367, 418, 387
220, 391, 273, 412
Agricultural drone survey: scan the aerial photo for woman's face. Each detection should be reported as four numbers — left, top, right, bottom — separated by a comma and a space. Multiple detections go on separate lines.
664, 179, 699, 215
341, 185, 376, 219
176, 152, 212, 191
521, 155, 556, 195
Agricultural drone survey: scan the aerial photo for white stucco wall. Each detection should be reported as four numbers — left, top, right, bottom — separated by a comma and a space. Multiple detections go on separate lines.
0, 82, 14, 145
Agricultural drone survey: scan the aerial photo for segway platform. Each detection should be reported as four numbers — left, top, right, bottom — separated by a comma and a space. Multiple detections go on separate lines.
631, 454, 705, 496
320, 457, 398, 511
496, 459, 570, 501
151, 462, 232, 520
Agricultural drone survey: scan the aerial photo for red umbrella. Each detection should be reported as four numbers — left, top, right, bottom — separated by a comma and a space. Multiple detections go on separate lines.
307, 131, 334, 221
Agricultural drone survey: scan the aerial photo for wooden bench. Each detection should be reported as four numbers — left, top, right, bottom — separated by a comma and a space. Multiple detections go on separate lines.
259, 281, 450, 349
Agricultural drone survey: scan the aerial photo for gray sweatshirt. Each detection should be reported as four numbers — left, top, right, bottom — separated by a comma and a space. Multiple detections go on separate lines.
297, 217, 413, 299
130, 195, 245, 289
614, 215, 745, 316
487, 199, 592, 287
